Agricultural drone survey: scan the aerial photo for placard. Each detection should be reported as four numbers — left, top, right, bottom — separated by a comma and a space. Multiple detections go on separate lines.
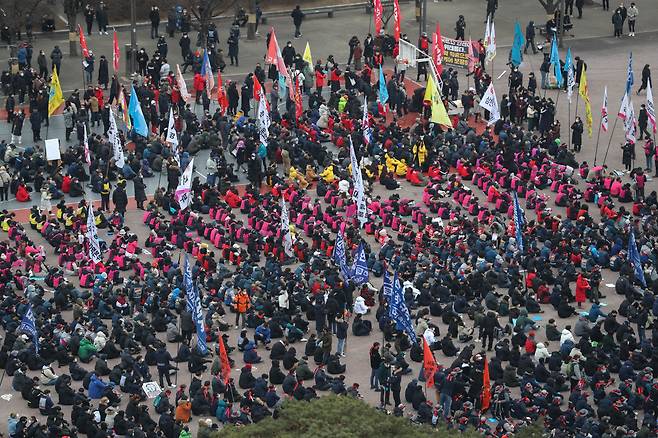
142, 381, 162, 399
441, 37, 479, 69
45, 139, 61, 161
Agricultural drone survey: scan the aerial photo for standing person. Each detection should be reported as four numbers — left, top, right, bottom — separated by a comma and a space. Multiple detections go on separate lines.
291, 5, 304, 38
627, 2, 638, 36
390, 366, 403, 407
347, 36, 359, 66
84, 4, 95, 36
154, 345, 175, 389
612, 10, 623, 38
98, 55, 109, 90
455, 15, 466, 40
96, 2, 109, 35
112, 181, 128, 217
637, 64, 651, 95
638, 104, 650, 140
227, 33, 239, 67
40, 185, 52, 214
319, 328, 332, 365
335, 316, 348, 357
575, 0, 585, 18
634, 168, 647, 200
11, 110, 25, 144
524, 21, 537, 54
100, 177, 111, 211
364, 34, 374, 66
233, 289, 251, 329
571, 116, 584, 152
486, 0, 498, 20
0, 166, 10, 202
37, 50, 48, 77
369, 342, 381, 390
133, 171, 147, 209
602, 0, 609, 11
50, 46, 62, 75
565, 0, 574, 15
150, 6, 161, 39
644, 138, 655, 173
353, 41, 363, 70
622, 142, 634, 171
84, 51, 95, 84
314, 61, 326, 93
179, 33, 191, 60
29, 109, 42, 142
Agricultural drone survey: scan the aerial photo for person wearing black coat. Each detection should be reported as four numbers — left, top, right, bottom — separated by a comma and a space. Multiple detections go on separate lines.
270, 339, 287, 360
133, 173, 147, 209
269, 360, 286, 385
112, 183, 128, 216
98, 56, 109, 89
571, 117, 584, 152
238, 364, 256, 389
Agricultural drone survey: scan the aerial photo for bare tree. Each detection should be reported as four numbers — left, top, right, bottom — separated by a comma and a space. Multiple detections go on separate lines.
186, 0, 238, 48
64, 0, 79, 56
0, 0, 43, 43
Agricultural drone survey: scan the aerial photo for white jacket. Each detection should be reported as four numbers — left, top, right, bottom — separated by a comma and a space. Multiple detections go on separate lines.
93, 331, 107, 351
560, 329, 575, 346
353, 296, 369, 315
534, 343, 550, 362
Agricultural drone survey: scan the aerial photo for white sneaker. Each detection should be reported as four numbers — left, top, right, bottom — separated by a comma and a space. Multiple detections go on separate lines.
99, 31, 103, 35
301, 338, 308, 342
105, 31, 109, 35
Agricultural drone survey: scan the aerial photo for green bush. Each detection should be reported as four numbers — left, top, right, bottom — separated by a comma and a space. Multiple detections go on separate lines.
211, 396, 484, 438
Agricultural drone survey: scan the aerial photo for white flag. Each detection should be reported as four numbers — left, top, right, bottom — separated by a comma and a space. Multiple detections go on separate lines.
257, 88, 270, 147
566, 63, 576, 103
618, 92, 637, 144
647, 83, 656, 133
479, 82, 500, 125
165, 108, 180, 165
176, 64, 191, 102
349, 136, 367, 226
601, 86, 609, 133
486, 20, 496, 63
83, 123, 91, 165
86, 205, 102, 263
175, 158, 194, 210
362, 98, 372, 145
108, 107, 125, 169
280, 198, 293, 257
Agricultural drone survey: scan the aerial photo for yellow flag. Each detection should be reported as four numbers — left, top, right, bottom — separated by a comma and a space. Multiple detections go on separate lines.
579, 68, 593, 137
303, 42, 313, 66
48, 66, 65, 116
427, 75, 452, 127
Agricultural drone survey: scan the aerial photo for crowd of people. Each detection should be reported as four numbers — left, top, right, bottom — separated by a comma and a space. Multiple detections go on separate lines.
1, 1, 658, 438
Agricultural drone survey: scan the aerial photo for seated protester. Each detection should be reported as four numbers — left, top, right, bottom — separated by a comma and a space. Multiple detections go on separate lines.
313, 364, 332, 391
285, 323, 304, 343
295, 357, 314, 381
379, 170, 400, 190
69, 178, 84, 197
352, 314, 372, 336
557, 298, 577, 318
525, 294, 543, 314
238, 364, 256, 389
283, 347, 299, 371
304, 335, 318, 357
269, 360, 286, 385
242, 342, 262, 364
545, 319, 561, 342
237, 330, 251, 352
270, 339, 288, 361
174, 341, 192, 363
254, 322, 272, 348
326, 354, 346, 375
330, 375, 347, 395
503, 365, 520, 387
441, 334, 459, 357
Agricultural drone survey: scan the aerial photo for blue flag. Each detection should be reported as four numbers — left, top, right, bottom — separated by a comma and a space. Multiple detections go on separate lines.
19, 305, 39, 353
512, 191, 526, 253
378, 67, 388, 105
388, 272, 417, 343
628, 230, 646, 287
383, 270, 393, 300
510, 21, 525, 67
550, 37, 563, 87
129, 86, 148, 138
350, 244, 369, 285
626, 52, 634, 96
183, 255, 208, 354
333, 232, 351, 280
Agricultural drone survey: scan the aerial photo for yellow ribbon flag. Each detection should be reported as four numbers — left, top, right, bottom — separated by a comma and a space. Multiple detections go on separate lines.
48, 66, 65, 117
425, 75, 452, 127
303, 42, 313, 66
579, 68, 593, 137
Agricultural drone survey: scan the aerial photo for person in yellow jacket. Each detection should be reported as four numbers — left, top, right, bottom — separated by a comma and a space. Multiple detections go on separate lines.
289, 167, 309, 189
413, 141, 428, 168
320, 165, 336, 183
305, 164, 317, 182
395, 159, 408, 177
385, 154, 398, 173
338, 94, 348, 113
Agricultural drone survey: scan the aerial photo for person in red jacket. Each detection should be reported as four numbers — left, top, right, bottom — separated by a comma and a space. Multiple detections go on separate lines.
314, 61, 326, 93
330, 65, 341, 93
575, 273, 590, 308
193, 73, 205, 104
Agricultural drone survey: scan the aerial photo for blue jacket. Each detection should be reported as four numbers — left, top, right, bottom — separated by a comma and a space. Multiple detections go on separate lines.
88, 374, 112, 399
255, 324, 271, 342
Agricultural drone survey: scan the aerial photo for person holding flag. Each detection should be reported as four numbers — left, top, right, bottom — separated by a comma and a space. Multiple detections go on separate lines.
19, 305, 39, 354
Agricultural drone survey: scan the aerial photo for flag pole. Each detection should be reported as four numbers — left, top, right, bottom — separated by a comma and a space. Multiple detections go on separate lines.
593, 110, 604, 165
602, 117, 620, 166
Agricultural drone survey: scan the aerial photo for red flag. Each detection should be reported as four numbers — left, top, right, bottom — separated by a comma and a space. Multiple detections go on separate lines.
218, 334, 231, 384
422, 338, 438, 388
392, 0, 401, 42
294, 77, 303, 119
112, 30, 120, 73
481, 356, 491, 412
467, 38, 476, 74
432, 23, 445, 76
78, 25, 90, 59
217, 71, 227, 115
266, 27, 280, 65
373, 0, 383, 35
253, 77, 262, 101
